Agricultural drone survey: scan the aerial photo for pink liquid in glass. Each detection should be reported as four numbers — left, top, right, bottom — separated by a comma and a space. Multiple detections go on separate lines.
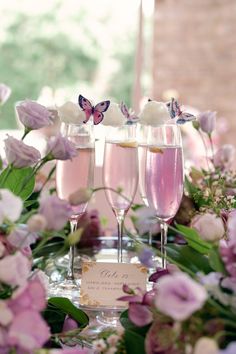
138, 144, 148, 206
103, 141, 138, 213
56, 147, 94, 216
145, 146, 183, 219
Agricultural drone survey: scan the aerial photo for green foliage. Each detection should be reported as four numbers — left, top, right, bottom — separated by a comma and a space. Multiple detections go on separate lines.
0, 166, 35, 200
209, 246, 227, 275
44, 297, 89, 334
176, 224, 212, 254
166, 244, 213, 274
124, 330, 146, 354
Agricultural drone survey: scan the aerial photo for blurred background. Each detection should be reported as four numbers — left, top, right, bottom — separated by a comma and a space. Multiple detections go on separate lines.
0, 0, 236, 229
1, 0, 235, 140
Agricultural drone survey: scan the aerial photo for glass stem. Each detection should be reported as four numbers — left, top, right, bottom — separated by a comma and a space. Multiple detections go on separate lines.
148, 230, 153, 246
160, 220, 168, 269
116, 212, 125, 263
67, 219, 78, 280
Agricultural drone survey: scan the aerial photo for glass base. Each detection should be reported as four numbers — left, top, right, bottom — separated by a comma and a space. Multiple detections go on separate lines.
78, 309, 122, 342
48, 278, 81, 305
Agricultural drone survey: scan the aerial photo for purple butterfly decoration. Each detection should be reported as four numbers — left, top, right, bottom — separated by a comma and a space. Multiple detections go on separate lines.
120, 102, 139, 125
78, 94, 110, 125
166, 98, 196, 124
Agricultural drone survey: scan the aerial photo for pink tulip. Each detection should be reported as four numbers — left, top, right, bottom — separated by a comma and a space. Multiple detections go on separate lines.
16, 99, 52, 130
46, 133, 77, 160
5, 135, 41, 168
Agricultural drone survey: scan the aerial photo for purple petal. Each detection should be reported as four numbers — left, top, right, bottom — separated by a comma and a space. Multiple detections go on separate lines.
128, 303, 153, 327
149, 268, 170, 282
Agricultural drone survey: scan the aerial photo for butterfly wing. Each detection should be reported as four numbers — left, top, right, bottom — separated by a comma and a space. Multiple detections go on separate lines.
167, 98, 181, 119
176, 112, 196, 124
93, 100, 110, 125
120, 102, 130, 119
78, 95, 93, 122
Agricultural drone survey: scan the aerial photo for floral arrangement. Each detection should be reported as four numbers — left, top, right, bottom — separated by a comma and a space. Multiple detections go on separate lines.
89, 108, 236, 353
0, 85, 91, 353
1, 83, 236, 354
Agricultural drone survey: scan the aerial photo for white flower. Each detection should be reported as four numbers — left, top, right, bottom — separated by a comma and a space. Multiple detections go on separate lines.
93, 338, 107, 352
135, 206, 160, 235
191, 213, 225, 242
102, 102, 126, 127
193, 337, 218, 354
0, 189, 23, 224
57, 101, 86, 124
107, 334, 120, 346
139, 101, 170, 126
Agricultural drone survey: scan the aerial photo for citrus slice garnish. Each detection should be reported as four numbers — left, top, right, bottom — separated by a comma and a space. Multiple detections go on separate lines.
118, 141, 138, 148
149, 146, 163, 154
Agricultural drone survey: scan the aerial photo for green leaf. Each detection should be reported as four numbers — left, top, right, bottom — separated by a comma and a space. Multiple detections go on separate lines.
166, 244, 213, 274
124, 329, 145, 354
48, 297, 89, 327
209, 247, 227, 275
0, 166, 35, 200
176, 224, 212, 254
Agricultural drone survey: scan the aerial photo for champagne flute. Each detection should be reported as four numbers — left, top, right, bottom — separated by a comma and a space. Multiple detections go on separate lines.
54, 122, 95, 297
145, 124, 183, 268
103, 125, 138, 262
138, 124, 154, 245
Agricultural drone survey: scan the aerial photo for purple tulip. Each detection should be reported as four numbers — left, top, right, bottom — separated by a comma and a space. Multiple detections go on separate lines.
4, 135, 41, 168
0, 83, 11, 105
198, 111, 216, 134
46, 133, 77, 160
39, 195, 72, 231
154, 272, 208, 321
16, 99, 52, 130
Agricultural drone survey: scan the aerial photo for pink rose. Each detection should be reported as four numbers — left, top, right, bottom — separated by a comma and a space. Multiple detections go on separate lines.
0, 83, 11, 105
8, 310, 50, 351
16, 99, 52, 130
46, 133, 77, 160
0, 252, 30, 286
154, 272, 207, 321
191, 213, 225, 242
5, 135, 41, 168
39, 195, 72, 230
9, 279, 46, 315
